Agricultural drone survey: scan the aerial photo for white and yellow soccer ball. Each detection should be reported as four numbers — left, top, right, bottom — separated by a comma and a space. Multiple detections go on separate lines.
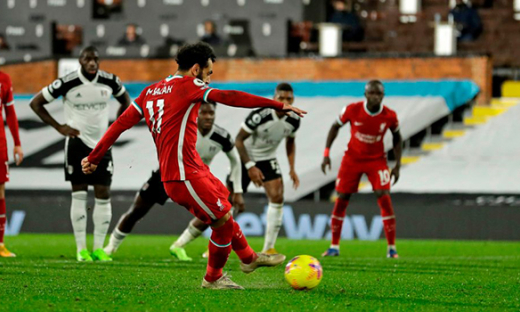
284, 255, 323, 290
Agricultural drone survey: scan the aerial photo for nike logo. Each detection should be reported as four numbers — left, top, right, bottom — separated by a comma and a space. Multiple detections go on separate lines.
354, 122, 363, 126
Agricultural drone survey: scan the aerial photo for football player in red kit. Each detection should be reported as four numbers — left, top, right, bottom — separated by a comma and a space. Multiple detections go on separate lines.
82, 42, 306, 289
321, 80, 402, 258
0, 71, 24, 257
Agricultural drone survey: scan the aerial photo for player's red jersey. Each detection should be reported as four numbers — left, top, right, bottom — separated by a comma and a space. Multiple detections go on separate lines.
337, 101, 399, 160
0, 71, 21, 183
0, 72, 14, 108
88, 75, 284, 182
133, 75, 213, 181
0, 72, 19, 151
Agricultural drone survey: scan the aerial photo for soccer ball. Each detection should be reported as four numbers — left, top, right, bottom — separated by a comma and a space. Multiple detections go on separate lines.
284, 255, 323, 290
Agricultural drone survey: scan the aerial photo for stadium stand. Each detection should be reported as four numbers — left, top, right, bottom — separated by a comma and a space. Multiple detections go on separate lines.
0, 0, 518, 70
393, 99, 520, 193
0, 21, 52, 64
0, 0, 303, 60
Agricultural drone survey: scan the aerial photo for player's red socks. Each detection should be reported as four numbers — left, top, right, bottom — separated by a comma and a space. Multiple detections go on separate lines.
205, 216, 258, 282
0, 198, 6, 244
231, 219, 257, 264
377, 194, 396, 246
331, 198, 349, 246
205, 217, 234, 282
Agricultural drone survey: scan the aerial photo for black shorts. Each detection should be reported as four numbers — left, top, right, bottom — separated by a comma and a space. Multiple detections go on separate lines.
139, 169, 169, 205
227, 158, 282, 193
65, 137, 113, 186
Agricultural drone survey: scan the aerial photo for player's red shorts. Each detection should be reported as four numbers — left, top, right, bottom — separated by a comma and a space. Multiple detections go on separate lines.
163, 172, 232, 225
335, 154, 391, 194
0, 149, 9, 183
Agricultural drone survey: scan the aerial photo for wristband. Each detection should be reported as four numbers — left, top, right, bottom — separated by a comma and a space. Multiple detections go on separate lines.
323, 148, 330, 158
245, 161, 256, 170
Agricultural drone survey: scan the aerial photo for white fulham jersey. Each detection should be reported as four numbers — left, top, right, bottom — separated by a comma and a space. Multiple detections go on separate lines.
196, 124, 243, 193
241, 108, 300, 162
42, 68, 126, 149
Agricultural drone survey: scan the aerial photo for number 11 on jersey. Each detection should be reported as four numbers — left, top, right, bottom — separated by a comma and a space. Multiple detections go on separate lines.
146, 99, 165, 133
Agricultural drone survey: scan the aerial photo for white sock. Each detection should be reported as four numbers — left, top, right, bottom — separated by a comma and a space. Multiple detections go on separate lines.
105, 228, 128, 255
70, 191, 88, 253
93, 198, 112, 251
388, 245, 396, 251
263, 202, 284, 251
171, 223, 202, 249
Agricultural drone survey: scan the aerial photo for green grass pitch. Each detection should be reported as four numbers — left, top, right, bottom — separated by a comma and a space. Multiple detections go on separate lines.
1, 234, 519, 311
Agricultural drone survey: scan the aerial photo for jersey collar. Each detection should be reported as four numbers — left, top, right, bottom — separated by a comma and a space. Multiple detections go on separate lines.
363, 101, 383, 116
165, 74, 184, 82
78, 67, 99, 84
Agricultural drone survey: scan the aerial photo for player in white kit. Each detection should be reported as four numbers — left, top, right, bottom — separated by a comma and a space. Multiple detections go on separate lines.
30, 46, 131, 262
103, 102, 244, 261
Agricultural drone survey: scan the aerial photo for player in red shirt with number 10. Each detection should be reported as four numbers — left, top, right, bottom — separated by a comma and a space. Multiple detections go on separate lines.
82, 42, 307, 289
321, 80, 402, 259
0, 71, 24, 257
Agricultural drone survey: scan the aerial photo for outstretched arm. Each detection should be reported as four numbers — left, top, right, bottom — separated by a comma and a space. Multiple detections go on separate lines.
390, 130, 403, 185
207, 90, 307, 117
83, 105, 143, 173
321, 122, 342, 174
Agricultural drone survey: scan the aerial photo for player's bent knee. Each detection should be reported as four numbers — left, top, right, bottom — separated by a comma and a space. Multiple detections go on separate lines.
72, 184, 88, 193
96, 192, 110, 200
191, 218, 207, 231
270, 193, 284, 204
211, 212, 231, 229
94, 187, 111, 200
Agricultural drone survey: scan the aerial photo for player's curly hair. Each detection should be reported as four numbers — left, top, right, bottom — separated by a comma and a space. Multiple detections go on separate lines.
176, 42, 216, 71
